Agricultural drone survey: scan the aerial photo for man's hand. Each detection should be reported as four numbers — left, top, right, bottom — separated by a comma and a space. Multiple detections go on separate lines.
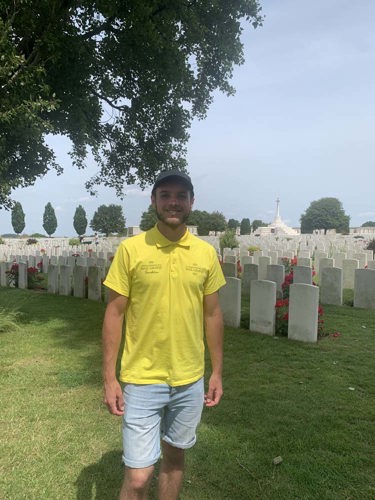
204, 373, 223, 407
103, 379, 125, 416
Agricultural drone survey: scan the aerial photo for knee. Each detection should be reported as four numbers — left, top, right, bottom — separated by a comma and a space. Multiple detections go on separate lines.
125, 466, 153, 493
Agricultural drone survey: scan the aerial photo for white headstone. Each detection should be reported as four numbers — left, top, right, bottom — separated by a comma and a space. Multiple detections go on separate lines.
250, 280, 276, 336
320, 267, 343, 306
353, 269, 375, 309
288, 284, 319, 343
219, 277, 241, 328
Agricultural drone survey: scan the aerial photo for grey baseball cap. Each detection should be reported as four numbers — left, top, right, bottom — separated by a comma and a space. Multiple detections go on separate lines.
152, 169, 194, 195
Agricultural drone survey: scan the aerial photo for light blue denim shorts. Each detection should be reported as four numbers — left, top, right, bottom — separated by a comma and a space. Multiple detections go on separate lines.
122, 377, 204, 468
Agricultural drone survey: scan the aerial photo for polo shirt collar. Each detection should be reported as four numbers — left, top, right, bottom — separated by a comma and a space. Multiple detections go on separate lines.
152, 225, 192, 248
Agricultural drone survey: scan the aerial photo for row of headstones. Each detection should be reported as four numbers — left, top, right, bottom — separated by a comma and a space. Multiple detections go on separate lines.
245, 263, 375, 305
0, 261, 108, 302
222, 258, 375, 290
6, 254, 113, 274
222, 250, 373, 269
219, 271, 375, 343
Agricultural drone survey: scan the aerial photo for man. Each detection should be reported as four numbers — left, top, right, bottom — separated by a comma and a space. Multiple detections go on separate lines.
102, 169, 225, 499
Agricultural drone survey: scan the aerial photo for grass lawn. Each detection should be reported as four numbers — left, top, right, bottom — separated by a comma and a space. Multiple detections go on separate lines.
0, 288, 374, 499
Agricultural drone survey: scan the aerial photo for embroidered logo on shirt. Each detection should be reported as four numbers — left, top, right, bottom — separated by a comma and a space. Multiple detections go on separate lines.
140, 262, 162, 274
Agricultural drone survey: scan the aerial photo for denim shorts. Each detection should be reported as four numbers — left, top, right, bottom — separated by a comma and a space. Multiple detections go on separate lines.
122, 378, 204, 468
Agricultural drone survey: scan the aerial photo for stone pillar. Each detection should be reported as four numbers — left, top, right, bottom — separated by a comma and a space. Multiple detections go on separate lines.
288, 284, 319, 343
293, 265, 312, 285
353, 253, 367, 268
249, 280, 276, 336
240, 255, 253, 266
18, 262, 28, 289
223, 255, 236, 264
353, 269, 375, 309
320, 267, 343, 306
0, 262, 8, 287
88, 266, 102, 301
47, 264, 59, 294
59, 265, 73, 296
219, 277, 241, 328
258, 256, 271, 281
343, 259, 359, 289
73, 265, 87, 298
42, 255, 50, 273
266, 264, 285, 297
297, 257, 312, 267
241, 263, 258, 295
318, 258, 334, 284
221, 262, 237, 278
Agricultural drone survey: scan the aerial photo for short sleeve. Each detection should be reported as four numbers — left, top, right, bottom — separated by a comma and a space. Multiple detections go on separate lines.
103, 243, 131, 297
204, 247, 226, 295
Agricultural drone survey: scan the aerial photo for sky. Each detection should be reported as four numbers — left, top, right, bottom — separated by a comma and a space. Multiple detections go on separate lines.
2, 0, 375, 236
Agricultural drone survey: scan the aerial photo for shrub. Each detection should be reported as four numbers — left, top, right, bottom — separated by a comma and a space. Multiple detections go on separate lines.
219, 229, 239, 252
248, 245, 261, 255
0, 237, 4, 244
26, 238, 38, 245
69, 238, 80, 246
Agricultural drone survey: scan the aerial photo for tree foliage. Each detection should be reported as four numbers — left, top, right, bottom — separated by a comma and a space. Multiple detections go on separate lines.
73, 205, 88, 236
219, 229, 239, 252
90, 205, 126, 236
0, 1, 263, 208
188, 210, 227, 236
139, 205, 158, 231
240, 217, 251, 235
362, 221, 375, 227
227, 218, 240, 230
43, 202, 57, 236
11, 201, 25, 234
300, 198, 350, 234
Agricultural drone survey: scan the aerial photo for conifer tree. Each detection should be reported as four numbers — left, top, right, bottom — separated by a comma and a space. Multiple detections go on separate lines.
43, 202, 57, 236
73, 205, 88, 236
11, 202, 25, 234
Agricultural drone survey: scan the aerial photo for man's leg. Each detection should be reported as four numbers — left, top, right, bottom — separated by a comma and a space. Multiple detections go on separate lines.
119, 466, 154, 500
158, 441, 185, 500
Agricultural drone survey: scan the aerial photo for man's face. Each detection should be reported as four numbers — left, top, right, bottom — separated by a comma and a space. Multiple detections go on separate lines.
152, 181, 194, 229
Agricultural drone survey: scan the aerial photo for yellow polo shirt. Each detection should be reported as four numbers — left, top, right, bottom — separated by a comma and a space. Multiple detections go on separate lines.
104, 225, 226, 386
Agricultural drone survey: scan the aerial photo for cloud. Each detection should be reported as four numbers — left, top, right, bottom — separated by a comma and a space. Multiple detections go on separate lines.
55, 206, 64, 212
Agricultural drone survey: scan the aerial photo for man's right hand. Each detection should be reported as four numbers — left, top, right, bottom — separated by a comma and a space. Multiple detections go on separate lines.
103, 379, 125, 416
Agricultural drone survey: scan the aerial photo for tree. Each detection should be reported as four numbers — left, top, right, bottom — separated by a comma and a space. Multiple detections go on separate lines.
362, 221, 375, 227
90, 205, 126, 236
252, 219, 266, 232
240, 218, 251, 235
219, 229, 239, 252
11, 201, 25, 235
0, 2, 263, 208
43, 202, 57, 236
188, 210, 227, 236
73, 205, 88, 236
140, 205, 158, 231
300, 198, 350, 234
227, 218, 240, 230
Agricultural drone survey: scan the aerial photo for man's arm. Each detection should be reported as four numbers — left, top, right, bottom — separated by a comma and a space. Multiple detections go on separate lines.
102, 289, 128, 416
203, 292, 224, 407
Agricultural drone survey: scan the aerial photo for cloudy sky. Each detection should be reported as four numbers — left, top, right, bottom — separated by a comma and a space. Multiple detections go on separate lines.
2, 0, 375, 236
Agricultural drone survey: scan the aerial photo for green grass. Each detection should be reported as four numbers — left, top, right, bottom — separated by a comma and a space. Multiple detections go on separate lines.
0, 288, 374, 499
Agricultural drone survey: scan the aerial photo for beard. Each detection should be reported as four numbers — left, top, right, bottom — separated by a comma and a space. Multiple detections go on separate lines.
155, 206, 191, 227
